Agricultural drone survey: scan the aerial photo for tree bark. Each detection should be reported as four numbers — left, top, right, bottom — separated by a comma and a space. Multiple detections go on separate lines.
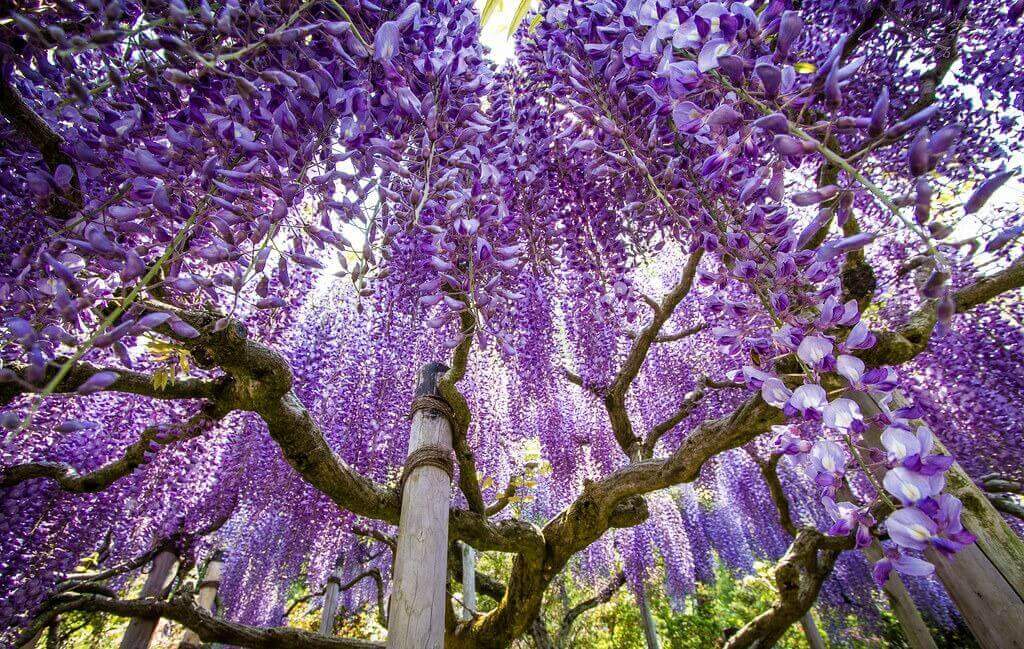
862, 544, 938, 649
387, 363, 454, 649
799, 611, 826, 649
119, 550, 178, 649
320, 556, 345, 637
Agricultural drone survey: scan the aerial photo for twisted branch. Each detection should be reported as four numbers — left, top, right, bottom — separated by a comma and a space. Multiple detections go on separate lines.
1, 410, 218, 492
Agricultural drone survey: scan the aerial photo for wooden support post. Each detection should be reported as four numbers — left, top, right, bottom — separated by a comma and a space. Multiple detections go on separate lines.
460, 542, 476, 620
637, 588, 662, 649
799, 611, 826, 649
862, 543, 938, 649
849, 391, 1024, 649
178, 551, 225, 649
627, 447, 662, 649
319, 556, 345, 636
386, 363, 454, 649
119, 549, 177, 649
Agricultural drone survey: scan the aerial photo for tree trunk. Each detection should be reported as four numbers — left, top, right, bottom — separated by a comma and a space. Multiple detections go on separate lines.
319, 556, 345, 636
386, 363, 454, 649
849, 391, 1024, 649
460, 543, 476, 621
180, 551, 225, 648
862, 544, 938, 649
119, 549, 178, 649
799, 611, 826, 649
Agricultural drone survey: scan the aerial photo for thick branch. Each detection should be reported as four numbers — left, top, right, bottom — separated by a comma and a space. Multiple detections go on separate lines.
750, 452, 798, 537
604, 251, 704, 455
0, 359, 219, 407
861, 259, 1024, 366
0, 75, 81, 218
20, 595, 381, 649
988, 495, 1024, 522
438, 308, 487, 515
723, 529, 847, 649
1, 410, 217, 492
980, 475, 1024, 495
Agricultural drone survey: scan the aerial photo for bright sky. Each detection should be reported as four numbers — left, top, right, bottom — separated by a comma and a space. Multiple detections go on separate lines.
476, 0, 523, 63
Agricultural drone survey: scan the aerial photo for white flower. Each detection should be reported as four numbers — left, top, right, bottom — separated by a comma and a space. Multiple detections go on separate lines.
836, 354, 864, 385
823, 398, 863, 433
797, 335, 834, 367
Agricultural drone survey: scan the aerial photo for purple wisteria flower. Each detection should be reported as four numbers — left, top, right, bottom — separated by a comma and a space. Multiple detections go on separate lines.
883, 467, 946, 506
784, 384, 828, 419
881, 425, 955, 475
771, 425, 812, 455
884, 496, 975, 559
799, 439, 848, 497
822, 398, 865, 434
872, 547, 936, 587
824, 498, 875, 548
761, 377, 793, 408
797, 334, 835, 370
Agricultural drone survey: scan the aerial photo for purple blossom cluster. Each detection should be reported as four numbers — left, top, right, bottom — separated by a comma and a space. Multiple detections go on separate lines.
1, 0, 1022, 642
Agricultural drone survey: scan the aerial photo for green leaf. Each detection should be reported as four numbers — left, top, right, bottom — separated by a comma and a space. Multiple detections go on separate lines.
507, 0, 534, 38
528, 13, 543, 33
480, 0, 503, 26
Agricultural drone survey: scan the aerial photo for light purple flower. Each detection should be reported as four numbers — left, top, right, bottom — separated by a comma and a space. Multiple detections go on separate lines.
872, 550, 935, 587
772, 425, 811, 455
836, 354, 864, 386
761, 377, 792, 408
843, 321, 876, 351
886, 507, 938, 551
825, 499, 875, 548
697, 38, 734, 72
883, 467, 945, 506
822, 398, 865, 434
797, 334, 834, 369
785, 383, 828, 419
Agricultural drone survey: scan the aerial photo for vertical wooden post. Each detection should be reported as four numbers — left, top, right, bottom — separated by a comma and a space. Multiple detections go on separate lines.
178, 550, 224, 649
637, 588, 662, 649
386, 363, 454, 649
862, 543, 938, 649
627, 447, 662, 649
460, 542, 476, 620
319, 555, 345, 636
119, 549, 177, 649
849, 391, 1024, 649
799, 611, 826, 649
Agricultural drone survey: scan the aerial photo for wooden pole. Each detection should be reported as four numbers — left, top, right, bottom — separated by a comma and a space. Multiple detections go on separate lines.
799, 611, 826, 649
862, 543, 938, 649
178, 551, 224, 649
319, 555, 345, 636
119, 549, 177, 649
849, 391, 1024, 649
636, 588, 662, 649
460, 543, 476, 621
386, 363, 454, 649
627, 447, 662, 649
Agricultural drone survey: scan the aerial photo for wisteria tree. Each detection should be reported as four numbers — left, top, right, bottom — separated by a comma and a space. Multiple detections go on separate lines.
2, 0, 1024, 648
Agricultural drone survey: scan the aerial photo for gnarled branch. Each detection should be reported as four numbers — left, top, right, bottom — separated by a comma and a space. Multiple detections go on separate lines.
19, 594, 382, 649
0, 359, 220, 407
1, 410, 219, 492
